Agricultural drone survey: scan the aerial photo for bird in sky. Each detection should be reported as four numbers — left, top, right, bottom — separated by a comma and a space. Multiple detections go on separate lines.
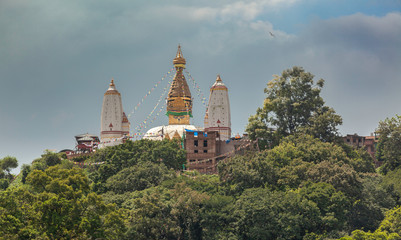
269, 31, 275, 37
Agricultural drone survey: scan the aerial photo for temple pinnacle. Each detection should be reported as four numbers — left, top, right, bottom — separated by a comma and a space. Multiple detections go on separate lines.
173, 44, 186, 66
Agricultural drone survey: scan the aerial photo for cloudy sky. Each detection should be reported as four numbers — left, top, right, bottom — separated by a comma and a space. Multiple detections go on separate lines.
1, 0, 400, 171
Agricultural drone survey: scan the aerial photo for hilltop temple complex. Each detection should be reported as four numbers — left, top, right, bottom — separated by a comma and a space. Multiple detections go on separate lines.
64, 46, 379, 172
96, 45, 251, 172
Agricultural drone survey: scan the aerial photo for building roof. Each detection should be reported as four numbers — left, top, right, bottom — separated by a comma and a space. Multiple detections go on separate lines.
211, 74, 228, 90
122, 112, 129, 123
78, 136, 95, 142
143, 124, 203, 141
74, 133, 99, 142
104, 79, 121, 95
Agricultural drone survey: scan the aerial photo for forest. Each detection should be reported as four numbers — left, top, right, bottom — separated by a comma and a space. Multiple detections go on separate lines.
1, 67, 401, 240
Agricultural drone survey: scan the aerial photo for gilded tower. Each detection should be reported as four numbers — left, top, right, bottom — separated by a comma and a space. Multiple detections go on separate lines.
166, 45, 193, 125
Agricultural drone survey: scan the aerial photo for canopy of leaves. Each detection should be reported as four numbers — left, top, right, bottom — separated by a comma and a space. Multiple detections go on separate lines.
376, 115, 401, 174
246, 66, 342, 147
1, 164, 126, 239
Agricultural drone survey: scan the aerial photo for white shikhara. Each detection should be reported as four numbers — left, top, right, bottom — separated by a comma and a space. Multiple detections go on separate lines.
204, 75, 231, 140
100, 79, 129, 145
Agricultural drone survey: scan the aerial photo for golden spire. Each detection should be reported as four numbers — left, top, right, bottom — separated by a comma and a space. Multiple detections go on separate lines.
110, 78, 115, 87
173, 44, 186, 67
216, 74, 222, 82
167, 45, 192, 125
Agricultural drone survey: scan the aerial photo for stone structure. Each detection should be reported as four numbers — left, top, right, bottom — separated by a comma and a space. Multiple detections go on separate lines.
204, 75, 231, 140
100, 79, 130, 144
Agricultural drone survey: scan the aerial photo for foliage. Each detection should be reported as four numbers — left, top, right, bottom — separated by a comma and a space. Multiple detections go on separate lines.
377, 206, 401, 237
87, 139, 185, 193
0, 179, 9, 190
299, 106, 343, 143
382, 167, 401, 204
233, 188, 322, 239
299, 182, 350, 231
0, 156, 18, 179
21, 164, 31, 184
0, 164, 126, 239
341, 206, 401, 239
106, 161, 175, 193
348, 174, 395, 232
340, 230, 401, 240
246, 66, 342, 147
376, 115, 401, 174
42, 151, 61, 167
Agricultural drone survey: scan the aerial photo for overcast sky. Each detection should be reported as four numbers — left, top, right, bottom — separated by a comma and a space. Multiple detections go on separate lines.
1, 0, 401, 172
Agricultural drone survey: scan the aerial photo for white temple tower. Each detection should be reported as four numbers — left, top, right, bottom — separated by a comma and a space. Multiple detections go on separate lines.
100, 79, 130, 142
204, 75, 231, 140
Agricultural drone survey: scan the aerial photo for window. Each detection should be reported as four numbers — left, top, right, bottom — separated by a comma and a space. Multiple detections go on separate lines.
194, 140, 198, 147
203, 140, 208, 147
203, 150, 208, 153
194, 150, 198, 153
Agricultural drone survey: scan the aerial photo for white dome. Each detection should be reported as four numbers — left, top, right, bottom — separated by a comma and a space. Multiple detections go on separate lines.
143, 125, 203, 140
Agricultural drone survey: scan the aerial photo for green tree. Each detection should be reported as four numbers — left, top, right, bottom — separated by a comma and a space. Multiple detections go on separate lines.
23, 165, 125, 239
245, 66, 342, 147
106, 161, 175, 194
88, 139, 186, 194
348, 174, 396, 232
299, 182, 350, 231
233, 188, 322, 239
376, 115, 401, 174
377, 206, 401, 237
340, 230, 400, 240
21, 164, 31, 184
341, 206, 401, 239
42, 151, 61, 167
382, 168, 401, 204
0, 156, 18, 178
200, 194, 236, 239
300, 106, 343, 143
306, 161, 362, 198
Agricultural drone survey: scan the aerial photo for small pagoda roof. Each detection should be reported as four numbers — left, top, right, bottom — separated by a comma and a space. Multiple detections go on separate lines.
74, 133, 99, 142
77, 136, 94, 142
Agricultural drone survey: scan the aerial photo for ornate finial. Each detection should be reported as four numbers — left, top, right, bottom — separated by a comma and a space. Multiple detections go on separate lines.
173, 44, 186, 66
216, 75, 222, 82
110, 78, 115, 86
176, 44, 183, 58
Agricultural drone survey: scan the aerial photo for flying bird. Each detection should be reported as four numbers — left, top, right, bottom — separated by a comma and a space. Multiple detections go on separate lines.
269, 31, 275, 37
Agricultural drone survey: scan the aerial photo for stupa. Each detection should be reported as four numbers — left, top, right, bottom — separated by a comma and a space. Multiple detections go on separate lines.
144, 45, 201, 140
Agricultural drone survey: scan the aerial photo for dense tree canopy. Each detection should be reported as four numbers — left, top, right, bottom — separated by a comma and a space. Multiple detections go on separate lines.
376, 115, 401, 174
246, 66, 342, 147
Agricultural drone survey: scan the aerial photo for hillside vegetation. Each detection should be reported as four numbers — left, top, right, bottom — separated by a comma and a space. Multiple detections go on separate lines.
2, 67, 401, 239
